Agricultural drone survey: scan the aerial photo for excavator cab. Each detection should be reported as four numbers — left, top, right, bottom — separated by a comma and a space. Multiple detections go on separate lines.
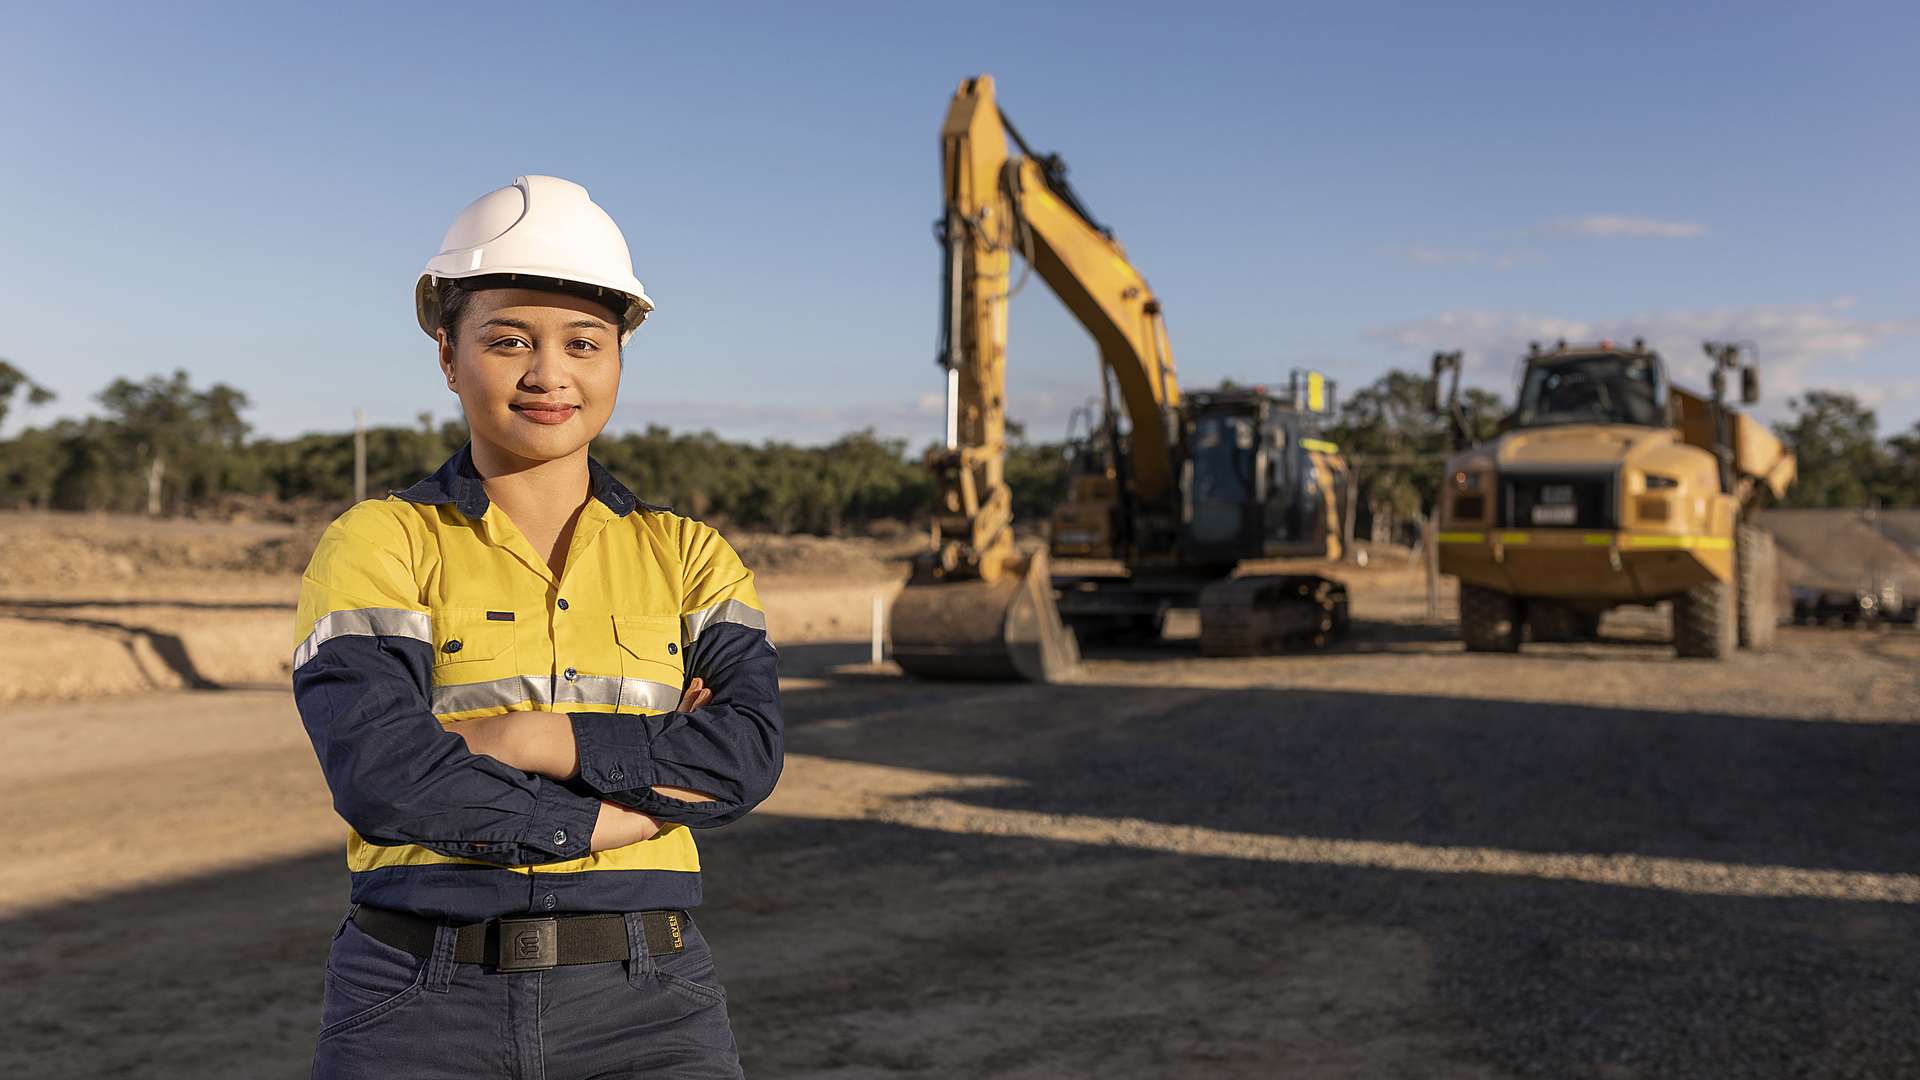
1181, 399, 1266, 564
1179, 381, 1344, 566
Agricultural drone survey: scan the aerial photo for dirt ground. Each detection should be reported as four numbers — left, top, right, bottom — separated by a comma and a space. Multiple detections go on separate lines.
5, 513, 1920, 1077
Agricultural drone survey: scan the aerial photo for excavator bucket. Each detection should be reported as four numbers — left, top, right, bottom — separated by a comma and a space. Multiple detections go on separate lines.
890, 552, 1080, 683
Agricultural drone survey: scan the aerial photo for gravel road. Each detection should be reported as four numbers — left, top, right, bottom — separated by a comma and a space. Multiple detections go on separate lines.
6, 592, 1918, 1078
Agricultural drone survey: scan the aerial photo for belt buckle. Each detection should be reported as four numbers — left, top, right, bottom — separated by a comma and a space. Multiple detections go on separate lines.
496, 917, 558, 972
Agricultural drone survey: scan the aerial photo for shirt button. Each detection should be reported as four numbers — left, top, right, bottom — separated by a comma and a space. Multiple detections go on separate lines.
541, 893, 558, 911
442, 639, 463, 654
557, 597, 569, 610
666, 642, 678, 655
564, 667, 578, 681
553, 829, 569, 847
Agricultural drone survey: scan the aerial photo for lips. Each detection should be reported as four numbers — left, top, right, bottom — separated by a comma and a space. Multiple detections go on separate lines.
510, 403, 579, 426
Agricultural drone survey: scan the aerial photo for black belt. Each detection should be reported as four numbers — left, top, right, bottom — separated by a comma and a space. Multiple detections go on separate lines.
352, 905, 687, 973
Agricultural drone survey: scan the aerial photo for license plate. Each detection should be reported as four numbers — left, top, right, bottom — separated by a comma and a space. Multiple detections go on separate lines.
1531, 504, 1577, 525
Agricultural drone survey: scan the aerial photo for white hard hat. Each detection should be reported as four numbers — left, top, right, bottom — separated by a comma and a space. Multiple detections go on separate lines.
416, 175, 654, 344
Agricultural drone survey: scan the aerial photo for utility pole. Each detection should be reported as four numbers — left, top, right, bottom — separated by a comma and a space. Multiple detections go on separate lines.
354, 408, 367, 503
1425, 510, 1440, 619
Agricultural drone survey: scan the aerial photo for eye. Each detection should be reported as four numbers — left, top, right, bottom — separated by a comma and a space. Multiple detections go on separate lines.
568, 339, 600, 352
488, 336, 531, 350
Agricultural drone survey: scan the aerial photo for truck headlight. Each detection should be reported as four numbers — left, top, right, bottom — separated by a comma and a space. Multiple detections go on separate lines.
1644, 473, 1678, 490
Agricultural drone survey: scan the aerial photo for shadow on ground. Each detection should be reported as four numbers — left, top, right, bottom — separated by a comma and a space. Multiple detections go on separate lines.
9, 661, 1920, 1078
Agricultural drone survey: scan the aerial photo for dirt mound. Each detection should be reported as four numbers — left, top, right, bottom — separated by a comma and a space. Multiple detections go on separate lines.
0, 530, 142, 587
0, 513, 317, 588
1758, 509, 1920, 592
730, 532, 909, 581
1873, 510, 1920, 553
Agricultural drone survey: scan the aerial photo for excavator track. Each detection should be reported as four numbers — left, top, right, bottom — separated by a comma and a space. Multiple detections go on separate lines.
1197, 574, 1350, 656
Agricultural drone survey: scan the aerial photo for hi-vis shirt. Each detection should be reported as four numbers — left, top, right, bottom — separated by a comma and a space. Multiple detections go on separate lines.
292, 446, 782, 922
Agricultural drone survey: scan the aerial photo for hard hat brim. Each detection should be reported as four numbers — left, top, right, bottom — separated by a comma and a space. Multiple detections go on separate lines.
416, 269, 653, 346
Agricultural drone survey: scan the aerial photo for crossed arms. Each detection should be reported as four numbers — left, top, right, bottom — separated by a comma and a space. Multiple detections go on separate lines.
293, 608, 784, 868
455, 679, 720, 850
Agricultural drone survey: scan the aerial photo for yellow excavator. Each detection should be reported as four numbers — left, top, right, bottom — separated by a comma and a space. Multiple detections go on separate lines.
891, 74, 1352, 682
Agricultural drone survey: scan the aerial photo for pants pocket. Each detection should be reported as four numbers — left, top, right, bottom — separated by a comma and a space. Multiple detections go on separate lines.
317, 919, 428, 1040
648, 915, 728, 1006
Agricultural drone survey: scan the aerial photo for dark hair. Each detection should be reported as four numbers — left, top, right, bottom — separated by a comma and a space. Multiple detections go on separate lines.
435, 274, 625, 345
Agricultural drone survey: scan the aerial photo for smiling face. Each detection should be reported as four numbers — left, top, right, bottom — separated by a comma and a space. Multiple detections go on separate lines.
437, 286, 622, 465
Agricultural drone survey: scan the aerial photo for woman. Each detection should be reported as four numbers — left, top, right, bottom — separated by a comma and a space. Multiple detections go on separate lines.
292, 175, 782, 1079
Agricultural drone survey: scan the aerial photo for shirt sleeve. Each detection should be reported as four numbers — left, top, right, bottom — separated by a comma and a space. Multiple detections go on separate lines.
568, 519, 784, 828
292, 502, 601, 866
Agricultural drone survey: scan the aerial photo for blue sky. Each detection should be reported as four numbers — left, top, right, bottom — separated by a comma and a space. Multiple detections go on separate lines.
2, 1, 1915, 448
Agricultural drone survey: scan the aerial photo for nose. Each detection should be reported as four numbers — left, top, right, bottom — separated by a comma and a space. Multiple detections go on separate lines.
520, 341, 572, 393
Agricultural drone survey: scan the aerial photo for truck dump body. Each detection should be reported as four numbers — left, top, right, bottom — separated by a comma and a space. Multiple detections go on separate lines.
1671, 386, 1797, 500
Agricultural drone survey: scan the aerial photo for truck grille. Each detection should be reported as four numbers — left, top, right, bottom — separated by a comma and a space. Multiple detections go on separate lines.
1499, 472, 1617, 530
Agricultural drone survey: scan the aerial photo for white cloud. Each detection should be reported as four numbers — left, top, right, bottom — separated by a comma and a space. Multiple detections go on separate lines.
1546, 215, 1709, 239
1374, 303, 1914, 420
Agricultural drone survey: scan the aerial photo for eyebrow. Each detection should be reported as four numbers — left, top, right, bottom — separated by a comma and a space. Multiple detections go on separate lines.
476, 316, 613, 333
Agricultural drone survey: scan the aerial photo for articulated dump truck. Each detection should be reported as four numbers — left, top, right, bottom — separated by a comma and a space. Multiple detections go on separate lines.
1433, 340, 1796, 659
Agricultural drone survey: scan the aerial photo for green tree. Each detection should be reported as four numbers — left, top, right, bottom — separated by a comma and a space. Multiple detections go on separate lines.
0, 424, 67, 509
95, 369, 252, 514
1326, 369, 1503, 541
1775, 391, 1886, 508
0, 359, 55, 430
1879, 420, 1920, 508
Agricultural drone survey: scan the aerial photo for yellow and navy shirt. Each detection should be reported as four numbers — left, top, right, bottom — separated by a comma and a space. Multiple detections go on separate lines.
291, 446, 782, 922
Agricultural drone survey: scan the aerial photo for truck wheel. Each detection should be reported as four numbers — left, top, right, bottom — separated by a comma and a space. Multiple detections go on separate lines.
1674, 578, 1737, 659
1527, 602, 1577, 643
1736, 525, 1778, 650
1460, 584, 1522, 652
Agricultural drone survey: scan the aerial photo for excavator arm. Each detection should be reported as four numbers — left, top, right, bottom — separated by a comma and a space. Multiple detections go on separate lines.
926, 74, 1182, 580
901, 73, 1189, 681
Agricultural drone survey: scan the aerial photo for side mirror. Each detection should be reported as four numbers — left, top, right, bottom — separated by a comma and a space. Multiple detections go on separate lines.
1741, 366, 1760, 405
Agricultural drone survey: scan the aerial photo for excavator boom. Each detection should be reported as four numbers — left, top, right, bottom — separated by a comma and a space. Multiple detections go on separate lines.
894, 75, 1188, 682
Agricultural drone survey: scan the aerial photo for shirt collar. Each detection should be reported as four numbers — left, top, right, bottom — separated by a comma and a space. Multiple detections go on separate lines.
393, 443, 668, 520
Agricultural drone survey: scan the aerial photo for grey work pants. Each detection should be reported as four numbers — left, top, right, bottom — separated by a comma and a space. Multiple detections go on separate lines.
311, 910, 742, 1079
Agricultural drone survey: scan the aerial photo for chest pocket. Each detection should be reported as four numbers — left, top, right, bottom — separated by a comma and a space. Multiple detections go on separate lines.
613, 614, 685, 711
431, 608, 518, 682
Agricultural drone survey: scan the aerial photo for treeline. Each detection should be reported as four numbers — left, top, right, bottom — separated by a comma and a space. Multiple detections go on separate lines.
2, 361, 1916, 534
0, 363, 1069, 531
1770, 391, 1920, 509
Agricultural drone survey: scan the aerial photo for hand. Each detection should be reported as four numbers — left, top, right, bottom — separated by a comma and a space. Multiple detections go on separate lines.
677, 677, 713, 712
590, 801, 661, 850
